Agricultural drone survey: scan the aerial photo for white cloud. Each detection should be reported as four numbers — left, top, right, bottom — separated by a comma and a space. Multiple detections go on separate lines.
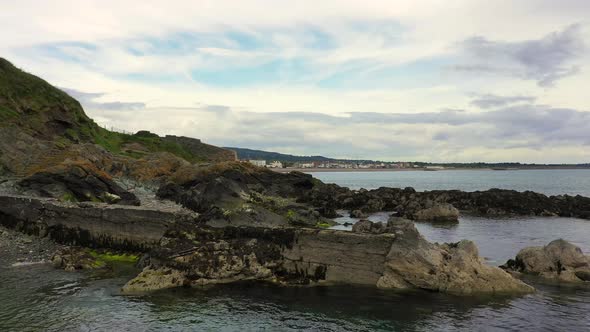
1, 0, 589, 162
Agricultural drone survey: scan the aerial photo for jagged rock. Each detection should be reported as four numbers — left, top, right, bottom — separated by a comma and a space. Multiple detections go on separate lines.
376, 217, 534, 295
18, 160, 139, 205
51, 247, 106, 271
300, 185, 590, 220
122, 267, 188, 293
156, 162, 332, 228
352, 219, 385, 233
502, 239, 590, 283
413, 203, 460, 222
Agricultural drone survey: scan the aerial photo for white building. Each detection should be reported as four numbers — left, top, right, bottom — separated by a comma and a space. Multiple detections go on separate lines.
299, 163, 315, 168
249, 160, 267, 167
267, 161, 283, 168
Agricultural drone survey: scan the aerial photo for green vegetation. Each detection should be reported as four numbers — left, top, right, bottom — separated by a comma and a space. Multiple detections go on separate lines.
0, 105, 19, 121
0, 58, 96, 140
91, 127, 207, 162
0, 57, 231, 164
60, 192, 77, 203
316, 222, 332, 229
88, 250, 139, 264
286, 210, 297, 223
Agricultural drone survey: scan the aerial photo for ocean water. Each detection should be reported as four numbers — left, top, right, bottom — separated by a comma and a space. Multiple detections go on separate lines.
1, 170, 590, 331
308, 169, 590, 196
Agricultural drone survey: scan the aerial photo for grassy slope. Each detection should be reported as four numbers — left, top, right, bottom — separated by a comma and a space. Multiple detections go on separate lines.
0, 58, 224, 163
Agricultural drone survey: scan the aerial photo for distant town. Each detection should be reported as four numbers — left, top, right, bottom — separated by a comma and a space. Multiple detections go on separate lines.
247, 159, 422, 170
227, 147, 590, 171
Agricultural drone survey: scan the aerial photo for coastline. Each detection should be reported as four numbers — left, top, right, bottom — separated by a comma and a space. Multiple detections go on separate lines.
271, 167, 590, 173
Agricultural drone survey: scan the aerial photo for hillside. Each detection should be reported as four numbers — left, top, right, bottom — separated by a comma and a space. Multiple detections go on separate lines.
225, 147, 332, 163
225, 147, 374, 164
0, 57, 234, 174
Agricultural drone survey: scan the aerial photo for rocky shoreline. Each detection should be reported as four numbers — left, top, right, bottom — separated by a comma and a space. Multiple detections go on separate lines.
0, 225, 63, 267
1, 58, 588, 298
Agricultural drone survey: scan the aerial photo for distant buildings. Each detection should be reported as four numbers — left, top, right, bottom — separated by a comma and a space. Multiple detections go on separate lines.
248, 160, 267, 167
247, 159, 424, 170
267, 161, 283, 168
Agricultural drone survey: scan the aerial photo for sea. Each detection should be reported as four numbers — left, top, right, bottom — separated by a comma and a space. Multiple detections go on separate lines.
1, 169, 589, 331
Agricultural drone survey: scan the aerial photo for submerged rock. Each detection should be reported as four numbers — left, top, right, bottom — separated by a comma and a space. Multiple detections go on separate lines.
502, 239, 590, 283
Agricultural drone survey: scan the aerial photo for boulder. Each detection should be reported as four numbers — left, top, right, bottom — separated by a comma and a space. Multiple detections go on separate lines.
413, 203, 460, 222
377, 217, 534, 295
502, 239, 590, 283
122, 267, 188, 293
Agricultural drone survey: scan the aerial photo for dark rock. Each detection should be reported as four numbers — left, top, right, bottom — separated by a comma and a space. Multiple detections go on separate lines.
502, 239, 590, 283
19, 161, 139, 205
350, 209, 368, 218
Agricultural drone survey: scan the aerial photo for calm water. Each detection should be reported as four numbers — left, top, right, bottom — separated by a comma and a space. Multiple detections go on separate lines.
2, 170, 590, 331
309, 169, 590, 196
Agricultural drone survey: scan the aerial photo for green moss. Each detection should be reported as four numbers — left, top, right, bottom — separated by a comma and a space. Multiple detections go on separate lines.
286, 210, 297, 223
316, 222, 332, 229
88, 250, 139, 263
60, 191, 77, 203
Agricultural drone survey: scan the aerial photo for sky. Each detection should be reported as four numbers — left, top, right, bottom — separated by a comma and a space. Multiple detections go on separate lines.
1, 0, 589, 163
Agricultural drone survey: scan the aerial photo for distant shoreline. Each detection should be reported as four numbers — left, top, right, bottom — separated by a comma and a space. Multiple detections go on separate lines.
271, 167, 590, 173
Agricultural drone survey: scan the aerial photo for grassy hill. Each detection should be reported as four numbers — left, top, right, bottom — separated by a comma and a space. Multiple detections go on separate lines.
224, 147, 373, 164
0, 57, 234, 164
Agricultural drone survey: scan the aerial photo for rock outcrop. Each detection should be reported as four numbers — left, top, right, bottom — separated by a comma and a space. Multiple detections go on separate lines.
0, 195, 195, 251
301, 185, 590, 221
356, 219, 534, 294
156, 162, 334, 228
0, 192, 533, 296
502, 239, 590, 283
121, 217, 533, 295
19, 159, 140, 205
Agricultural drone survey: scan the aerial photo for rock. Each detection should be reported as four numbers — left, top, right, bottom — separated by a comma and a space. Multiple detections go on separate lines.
352, 219, 385, 234
50, 247, 106, 271
502, 239, 590, 283
376, 217, 534, 295
19, 160, 139, 206
100, 192, 121, 204
301, 185, 590, 221
350, 209, 368, 218
414, 203, 460, 222
122, 267, 188, 293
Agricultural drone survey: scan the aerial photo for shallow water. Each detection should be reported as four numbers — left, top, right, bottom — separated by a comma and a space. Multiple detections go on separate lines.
2, 170, 590, 331
1, 249, 589, 332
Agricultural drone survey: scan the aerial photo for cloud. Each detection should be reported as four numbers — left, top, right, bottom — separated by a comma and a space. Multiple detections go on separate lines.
62, 88, 145, 111
2, 1, 590, 163
80, 95, 590, 163
455, 24, 585, 86
470, 94, 537, 109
